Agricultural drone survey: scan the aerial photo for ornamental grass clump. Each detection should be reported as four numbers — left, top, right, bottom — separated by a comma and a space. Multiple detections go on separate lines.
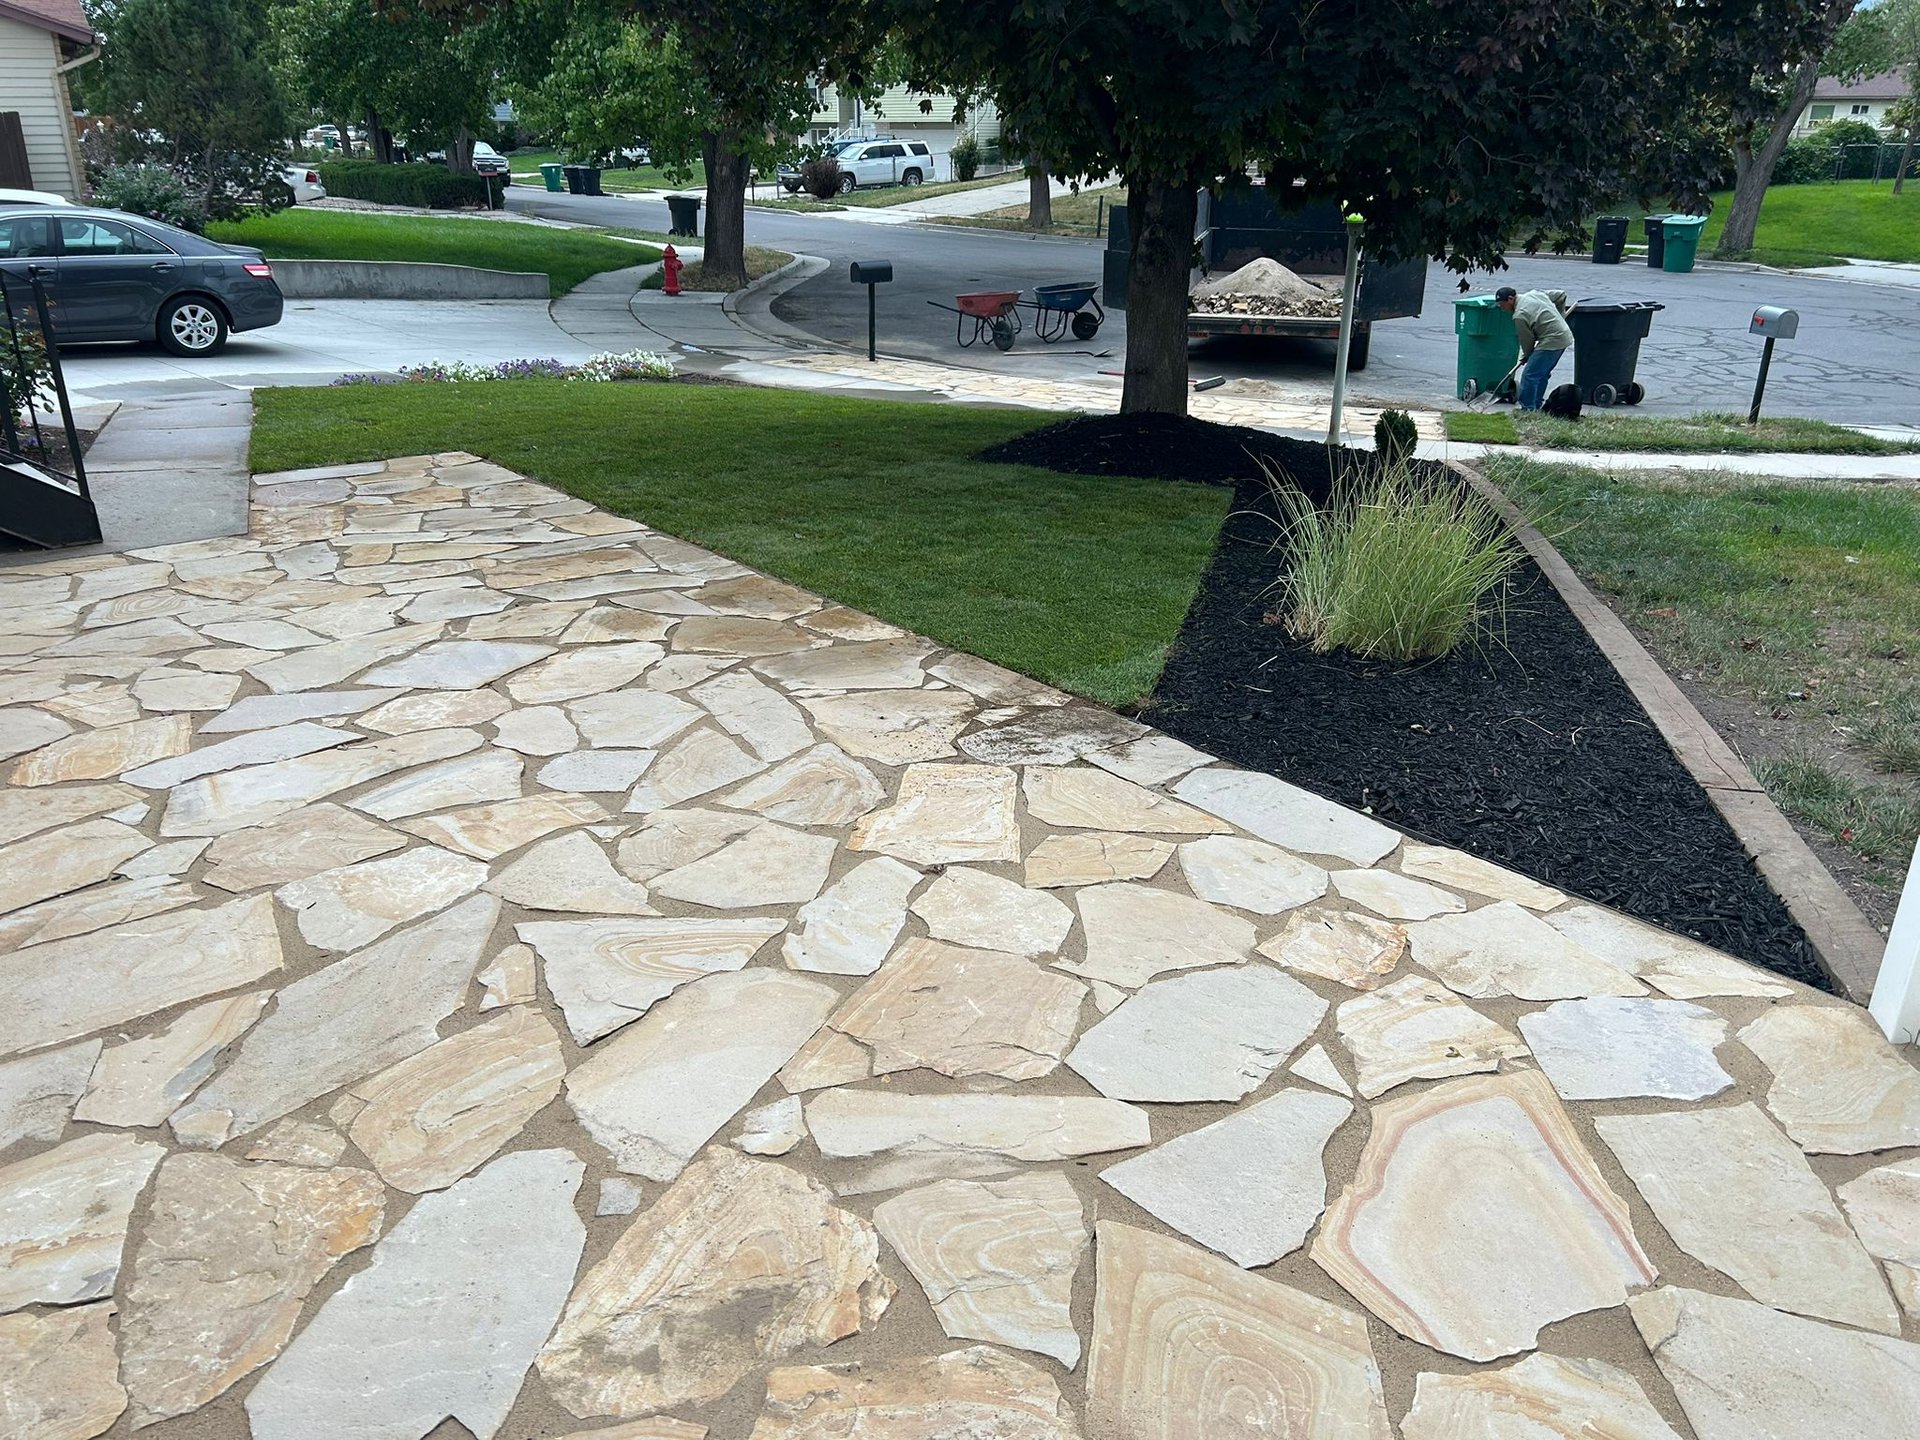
1263, 457, 1522, 661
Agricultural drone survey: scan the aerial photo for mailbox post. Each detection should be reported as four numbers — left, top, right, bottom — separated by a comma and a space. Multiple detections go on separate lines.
1748, 305, 1799, 424
849, 260, 893, 361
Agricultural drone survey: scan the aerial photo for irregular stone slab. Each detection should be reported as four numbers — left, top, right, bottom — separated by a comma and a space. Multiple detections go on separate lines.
358, 687, 511, 734
1066, 882, 1256, 988
833, 1151, 1022, 1198
1291, 1043, 1352, 1095
1313, 1071, 1655, 1361
1258, 908, 1407, 990
539, 1147, 892, 1420
911, 867, 1074, 955
1178, 834, 1329, 915
0, 705, 72, 762
198, 687, 400, 732
75, 991, 269, 1128
202, 801, 404, 891
609, 806, 760, 879
505, 642, 664, 704
566, 970, 838, 1179
1596, 1103, 1897, 1333
118, 1154, 385, 1425
0, 895, 282, 1059
171, 896, 498, 1146
36, 687, 141, 729
361, 638, 552, 689
650, 821, 837, 908
247, 1149, 586, 1440
130, 667, 243, 712
559, 605, 676, 643
782, 937, 1086, 1089
597, 1177, 644, 1217
1519, 997, 1733, 1101
752, 1346, 1077, 1439
476, 943, 537, 1009
754, 637, 931, 690
487, 831, 655, 914
277, 844, 490, 950
0, 1042, 99, 1155
1336, 976, 1529, 1098
1408, 901, 1645, 1001
1173, 767, 1399, 865
720, 743, 884, 826
958, 706, 1146, 766
801, 689, 975, 764
402, 792, 607, 858
243, 626, 442, 693
0, 781, 141, 847
691, 670, 813, 761
1068, 965, 1326, 1102
0, 1132, 164, 1310
849, 762, 1019, 864
1330, 867, 1466, 921
693, 573, 819, 619
807, 1089, 1149, 1164
1838, 1159, 1920, 1317
537, 747, 657, 793
1023, 766, 1229, 834
567, 688, 702, 748
737, 1096, 806, 1156
1089, 1220, 1391, 1440
1547, 902, 1795, 1000
1629, 1285, 1920, 1440
520, 915, 786, 1044
875, 1172, 1088, 1365
9, 714, 193, 786
625, 727, 766, 810
1024, 831, 1174, 888
245, 1119, 348, 1168
116, 836, 208, 878
1740, 1005, 1920, 1154
350, 748, 525, 821
121, 721, 351, 790
782, 856, 921, 975
1100, 1088, 1351, 1268
1398, 842, 1564, 909
1400, 1353, 1684, 1440
673, 614, 824, 656
0, 1302, 127, 1440
0, 818, 150, 919
492, 704, 581, 755
346, 1006, 565, 1192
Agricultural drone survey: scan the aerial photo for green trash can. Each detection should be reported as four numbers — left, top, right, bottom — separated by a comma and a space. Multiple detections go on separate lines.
539, 162, 564, 193
1453, 295, 1520, 401
1660, 215, 1707, 273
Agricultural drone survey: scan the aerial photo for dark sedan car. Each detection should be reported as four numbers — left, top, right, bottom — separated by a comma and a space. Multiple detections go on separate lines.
0, 204, 283, 356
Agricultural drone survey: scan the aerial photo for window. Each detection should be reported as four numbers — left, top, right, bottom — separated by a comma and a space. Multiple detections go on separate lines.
57, 218, 173, 257
1810, 104, 1835, 122
908, 143, 931, 156
0, 216, 54, 259
866, 144, 905, 159
1851, 104, 1872, 117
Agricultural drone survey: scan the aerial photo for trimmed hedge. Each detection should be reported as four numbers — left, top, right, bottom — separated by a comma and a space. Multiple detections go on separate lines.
315, 160, 500, 210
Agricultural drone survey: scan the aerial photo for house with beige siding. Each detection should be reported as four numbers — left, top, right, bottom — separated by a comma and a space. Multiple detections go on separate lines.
808, 82, 1001, 164
0, 0, 95, 198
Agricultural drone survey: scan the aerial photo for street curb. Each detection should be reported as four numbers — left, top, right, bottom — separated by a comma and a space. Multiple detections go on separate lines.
269, 259, 549, 301
1458, 460, 1886, 1002
723, 253, 840, 352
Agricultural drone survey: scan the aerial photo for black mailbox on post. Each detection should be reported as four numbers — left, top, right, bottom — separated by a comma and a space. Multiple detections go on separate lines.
850, 260, 893, 359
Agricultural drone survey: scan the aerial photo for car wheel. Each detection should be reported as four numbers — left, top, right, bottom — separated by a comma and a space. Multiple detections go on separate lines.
838, 172, 857, 195
158, 297, 228, 356
902, 169, 923, 187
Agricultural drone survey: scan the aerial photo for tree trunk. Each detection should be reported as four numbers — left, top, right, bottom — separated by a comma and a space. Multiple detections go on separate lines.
335, 117, 354, 159
1718, 59, 1822, 254
701, 130, 751, 289
1895, 125, 1917, 196
367, 109, 393, 165
1026, 153, 1052, 229
448, 126, 476, 176
1120, 174, 1197, 415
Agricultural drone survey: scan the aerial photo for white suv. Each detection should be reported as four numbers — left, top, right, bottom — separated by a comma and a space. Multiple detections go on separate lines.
837, 140, 933, 191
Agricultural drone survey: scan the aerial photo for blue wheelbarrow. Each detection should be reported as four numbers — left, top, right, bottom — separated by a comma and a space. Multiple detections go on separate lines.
1022, 281, 1105, 342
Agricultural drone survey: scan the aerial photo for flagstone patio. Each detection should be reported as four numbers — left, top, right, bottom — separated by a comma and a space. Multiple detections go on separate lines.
2, 452, 1919, 1439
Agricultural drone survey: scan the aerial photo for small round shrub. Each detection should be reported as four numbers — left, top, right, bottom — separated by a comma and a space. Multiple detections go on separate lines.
90, 164, 206, 232
951, 134, 982, 182
800, 155, 845, 200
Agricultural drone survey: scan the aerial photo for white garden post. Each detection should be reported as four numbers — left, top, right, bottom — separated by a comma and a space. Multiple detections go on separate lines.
1868, 835, 1920, 1046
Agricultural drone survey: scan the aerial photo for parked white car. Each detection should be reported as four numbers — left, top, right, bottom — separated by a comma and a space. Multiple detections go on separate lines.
778, 137, 936, 194
0, 187, 67, 206
282, 166, 325, 204
471, 142, 509, 178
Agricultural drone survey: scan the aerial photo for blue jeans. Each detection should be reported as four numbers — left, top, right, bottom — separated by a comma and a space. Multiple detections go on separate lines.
1517, 346, 1567, 410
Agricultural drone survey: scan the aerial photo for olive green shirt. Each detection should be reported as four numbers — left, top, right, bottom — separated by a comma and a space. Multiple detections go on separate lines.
1513, 289, 1573, 357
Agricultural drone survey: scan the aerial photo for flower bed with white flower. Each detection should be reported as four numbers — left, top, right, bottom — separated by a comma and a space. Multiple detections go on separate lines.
333, 351, 676, 387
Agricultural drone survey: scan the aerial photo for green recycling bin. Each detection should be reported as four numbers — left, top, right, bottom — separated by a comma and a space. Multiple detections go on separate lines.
1452, 294, 1520, 401
539, 162, 564, 193
1660, 215, 1707, 273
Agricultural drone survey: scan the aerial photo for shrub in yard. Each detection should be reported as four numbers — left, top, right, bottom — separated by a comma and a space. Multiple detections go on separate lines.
799, 155, 844, 199
316, 160, 496, 210
331, 351, 674, 386
1262, 458, 1523, 661
1, 323, 52, 432
1374, 409, 1418, 466
952, 134, 982, 182
90, 164, 207, 232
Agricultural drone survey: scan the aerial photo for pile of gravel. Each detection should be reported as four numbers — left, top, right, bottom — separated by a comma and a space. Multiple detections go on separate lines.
1190, 257, 1342, 317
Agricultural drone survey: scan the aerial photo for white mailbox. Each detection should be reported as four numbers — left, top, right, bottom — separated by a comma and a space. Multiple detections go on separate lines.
1750, 306, 1799, 339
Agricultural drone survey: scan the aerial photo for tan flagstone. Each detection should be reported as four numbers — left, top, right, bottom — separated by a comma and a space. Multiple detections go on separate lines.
874, 1172, 1088, 1366
1024, 766, 1231, 834
0, 818, 151, 918
1178, 834, 1330, 915
1629, 1285, 1920, 1440
753, 637, 932, 691
74, 991, 271, 1129
719, 742, 884, 826
484, 547, 655, 589
807, 1089, 1149, 1163
119, 721, 355, 791
1741, 1004, 1920, 1154
487, 831, 656, 913
672, 614, 824, 656
464, 599, 594, 640
199, 687, 400, 733
691, 670, 814, 760
800, 689, 975, 763
0, 895, 282, 1059
650, 821, 838, 908
37, 685, 141, 728
0, 705, 72, 762
169, 896, 499, 1146
927, 654, 1069, 706
117, 1154, 385, 1425
505, 642, 664, 704
737, 1096, 806, 1156
782, 856, 921, 975
0, 1042, 99, 1155
356, 687, 512, 734
244, 1119, 348, 1168
751, 1346, 1077, 1439
559, 606, 675, 643
910, 866, 1074, 955
568, 688, 703, 748
202, 801, 404, 891
1290, 1043, 1352, 1095
0, 1302, 127, 1440
350, 748, 525, 820
520, 915, 786, 1045
1838, 1158, 1920, 1317
1408, 901, 1646, 1001
130, 668, 243, 711
614, 807, 760, 881
1313, 1071, 1655, 1361
625, 727, 766, 810
567, 970, 838, 1179
1024, 831, 1174, 888
1519, 997, 1733, 1101
359, 638, 552, 689
849, 762, 1020, 864
9, 714, 193, 786
537, 747, 656, 792
243, 624, 443, 693
0, 1132, 165, 1310
1399, 1353, 1684, 1440
1336, 976, 1529, 1098
476, 943, 538, 1009
800, 604, 904, 641
277, 844, 490, 950
1258, 908, 1408, 990
832, 1150, 1023, 1198
1065, 881, 1256, 988
1088, 1219, 1391, 1440
1547, 903, 1794, 1000
402, 792, 607, 858
492, 704, 581, 755
1086, 733, 1214, 788
1330, 867, 1466, 921
538, 1147, 892, 1419
691, 573, 820, 619
1173, 767, 1400, 866
957, 706, 1147, 766
1398, 842, 1564, 909
347, 1006, 565, 1192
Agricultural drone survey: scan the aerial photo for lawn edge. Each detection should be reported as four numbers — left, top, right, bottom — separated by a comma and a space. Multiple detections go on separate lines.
1458, 458, 1887, 1001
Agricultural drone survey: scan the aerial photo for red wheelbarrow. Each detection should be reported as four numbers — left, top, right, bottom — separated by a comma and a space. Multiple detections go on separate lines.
928, 291, 1023, 351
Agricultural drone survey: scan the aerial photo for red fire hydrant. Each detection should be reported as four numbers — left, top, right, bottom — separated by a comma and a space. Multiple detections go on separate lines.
661, 244, 683, 296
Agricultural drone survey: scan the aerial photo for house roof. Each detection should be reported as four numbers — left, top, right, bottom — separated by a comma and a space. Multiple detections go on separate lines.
1812, 70, 1909, 102
0, 0, 93, 44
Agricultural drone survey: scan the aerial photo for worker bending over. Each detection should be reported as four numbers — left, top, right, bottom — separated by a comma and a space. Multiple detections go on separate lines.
1495, 286, 1572, 411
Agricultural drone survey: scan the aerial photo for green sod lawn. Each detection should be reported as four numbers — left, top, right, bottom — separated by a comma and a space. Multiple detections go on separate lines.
928, 184, 1127, 236
505, 148, 693, 193
207, 210, 663, 297
1443, 409, 1915, 455
249, 384, 1229, 706
1580, 181, 1920, 267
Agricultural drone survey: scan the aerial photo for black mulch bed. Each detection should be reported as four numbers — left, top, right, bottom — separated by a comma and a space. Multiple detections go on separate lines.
984, 413, 1829, 992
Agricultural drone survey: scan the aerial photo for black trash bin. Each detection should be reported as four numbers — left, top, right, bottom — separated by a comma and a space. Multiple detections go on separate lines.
1566, 299, 1664, 406
1643, 215, 1666, 269
666, 193, 702, 237
562, 165, 585, 196
1592, 215, 1628, 264
579, 166, 604, 197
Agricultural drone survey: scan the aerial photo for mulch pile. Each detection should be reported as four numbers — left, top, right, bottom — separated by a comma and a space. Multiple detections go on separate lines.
984, 413, 1828, 991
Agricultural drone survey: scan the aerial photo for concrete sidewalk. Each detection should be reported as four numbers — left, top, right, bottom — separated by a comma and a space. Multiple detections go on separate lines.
1426, 439, 1920, 481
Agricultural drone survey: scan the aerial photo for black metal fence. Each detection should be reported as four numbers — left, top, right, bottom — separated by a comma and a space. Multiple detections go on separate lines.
1, 269, 101, 549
